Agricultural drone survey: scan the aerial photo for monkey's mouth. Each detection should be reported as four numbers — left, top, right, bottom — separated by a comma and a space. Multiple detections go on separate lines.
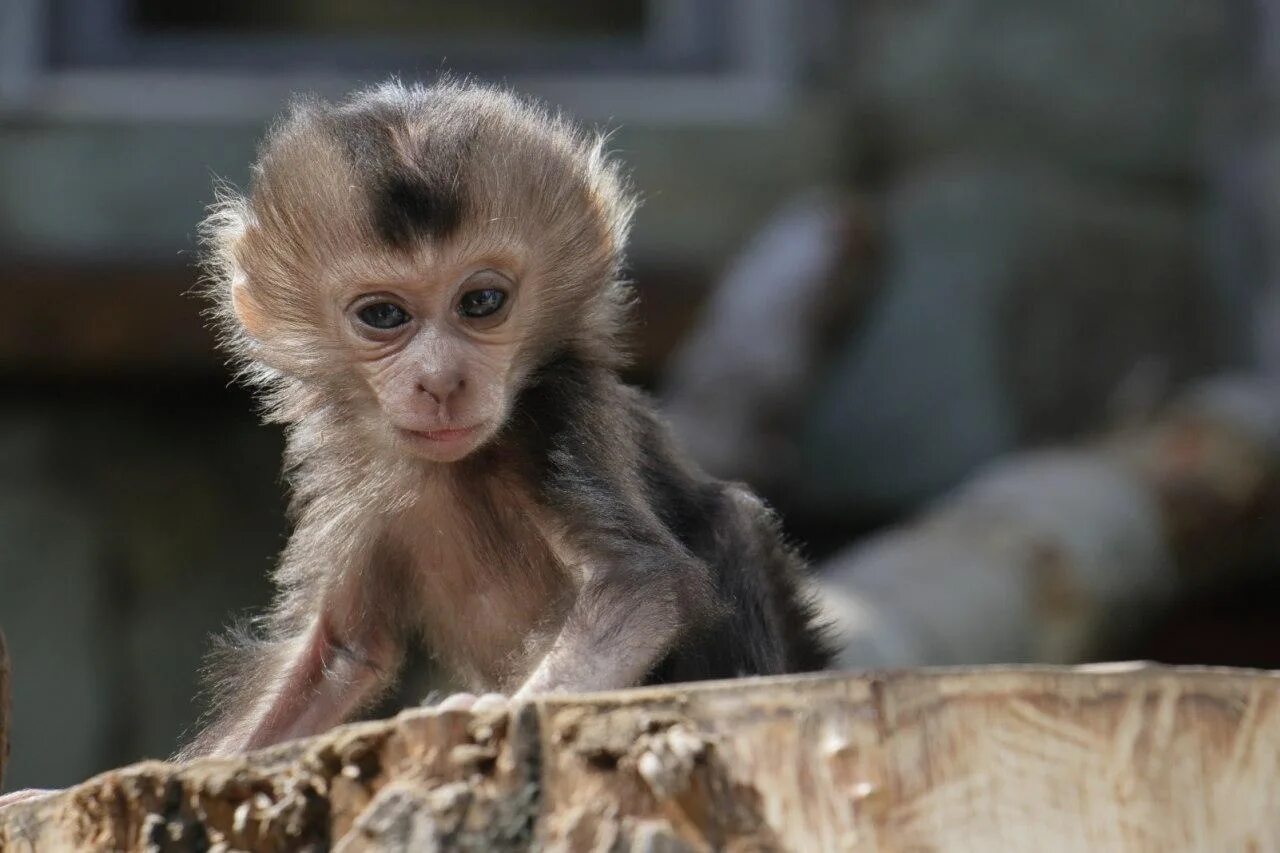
402, 425, 480, 443
396, 420, 494, 462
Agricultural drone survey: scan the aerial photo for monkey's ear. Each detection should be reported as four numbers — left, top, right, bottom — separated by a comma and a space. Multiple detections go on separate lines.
230, 279, 272, 339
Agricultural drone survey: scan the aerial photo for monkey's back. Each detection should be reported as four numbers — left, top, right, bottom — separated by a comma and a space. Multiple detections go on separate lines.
513, 354, 834, 685
640, 436, 834, 684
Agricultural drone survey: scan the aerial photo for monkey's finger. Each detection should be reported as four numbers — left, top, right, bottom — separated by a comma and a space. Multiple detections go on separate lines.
470, 692, 508, 712
436, 692, 478, 711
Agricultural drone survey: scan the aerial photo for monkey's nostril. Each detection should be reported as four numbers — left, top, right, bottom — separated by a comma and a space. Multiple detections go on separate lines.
416, 374, 464, 403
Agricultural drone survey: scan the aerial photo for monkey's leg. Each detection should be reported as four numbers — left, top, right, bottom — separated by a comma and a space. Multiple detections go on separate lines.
246, 617, 396, 750
191, 602, 399, 757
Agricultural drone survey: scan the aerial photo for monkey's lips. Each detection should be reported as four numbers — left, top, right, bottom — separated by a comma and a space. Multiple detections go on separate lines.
397, 420, 494, 462
402, 425, 480, 444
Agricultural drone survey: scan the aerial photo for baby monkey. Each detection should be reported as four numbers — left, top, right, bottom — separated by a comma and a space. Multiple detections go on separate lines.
186, 80, 830, 757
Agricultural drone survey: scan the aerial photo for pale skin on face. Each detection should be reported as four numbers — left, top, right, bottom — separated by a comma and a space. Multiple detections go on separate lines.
323, 248, 532, 464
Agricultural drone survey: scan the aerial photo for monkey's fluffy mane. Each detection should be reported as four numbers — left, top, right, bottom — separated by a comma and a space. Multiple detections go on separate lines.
199, 78, 637, 429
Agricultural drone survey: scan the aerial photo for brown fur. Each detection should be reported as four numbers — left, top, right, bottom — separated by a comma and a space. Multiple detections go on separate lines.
185, 80, 829, 758
204, 79, 633, 396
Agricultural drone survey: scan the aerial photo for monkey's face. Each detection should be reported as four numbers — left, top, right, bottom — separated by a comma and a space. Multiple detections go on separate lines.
211, 82, 635, 463
334, 259, 527, 464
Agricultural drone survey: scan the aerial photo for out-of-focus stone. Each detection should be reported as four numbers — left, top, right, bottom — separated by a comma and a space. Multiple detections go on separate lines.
793, 161, 1224, 513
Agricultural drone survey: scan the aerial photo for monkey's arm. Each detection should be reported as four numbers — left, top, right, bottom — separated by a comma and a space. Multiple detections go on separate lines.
515, 545, 713, 697
514, 372, 724, 697
182, 528, 404, 758
516, 529, 718, 697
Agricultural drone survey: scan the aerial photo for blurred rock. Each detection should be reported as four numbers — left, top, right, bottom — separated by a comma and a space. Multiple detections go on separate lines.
663, 190, 874, 491
793, 161, 1226, 513
661, 2, 1251, 522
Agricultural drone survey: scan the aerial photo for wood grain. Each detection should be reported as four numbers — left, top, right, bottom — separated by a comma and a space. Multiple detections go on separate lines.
820, 376, 1280, 670
1, 665, 1277, 851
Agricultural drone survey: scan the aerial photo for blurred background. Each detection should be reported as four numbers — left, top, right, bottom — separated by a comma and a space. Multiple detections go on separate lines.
2, 0, 1279, 792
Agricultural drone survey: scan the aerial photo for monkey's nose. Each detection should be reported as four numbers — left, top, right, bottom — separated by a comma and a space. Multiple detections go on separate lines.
416, 372, 465, 405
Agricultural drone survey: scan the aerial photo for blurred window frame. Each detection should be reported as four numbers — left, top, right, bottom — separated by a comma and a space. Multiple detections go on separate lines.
0, 0, 816, 124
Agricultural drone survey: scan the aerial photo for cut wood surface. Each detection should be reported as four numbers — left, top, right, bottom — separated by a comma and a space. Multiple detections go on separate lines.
820, 376, 1280, 669
1, 665, 1277, 851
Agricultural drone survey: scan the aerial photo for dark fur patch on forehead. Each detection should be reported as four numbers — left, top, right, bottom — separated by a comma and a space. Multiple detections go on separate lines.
326, 102, 464, 250
372, 171, 462, 249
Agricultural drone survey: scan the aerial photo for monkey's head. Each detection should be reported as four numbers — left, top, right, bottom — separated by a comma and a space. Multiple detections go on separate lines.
203, 80, 634, 463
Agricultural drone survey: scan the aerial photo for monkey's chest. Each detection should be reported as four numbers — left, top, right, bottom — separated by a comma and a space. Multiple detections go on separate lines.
397, 496, 572, 689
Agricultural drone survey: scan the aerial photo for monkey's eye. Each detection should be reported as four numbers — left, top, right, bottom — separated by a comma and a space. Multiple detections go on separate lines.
458, 288, 508, 320
356, 302, 411, 330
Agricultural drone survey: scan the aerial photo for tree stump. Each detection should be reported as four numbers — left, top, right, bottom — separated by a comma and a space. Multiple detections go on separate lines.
1, 665, 1277, 851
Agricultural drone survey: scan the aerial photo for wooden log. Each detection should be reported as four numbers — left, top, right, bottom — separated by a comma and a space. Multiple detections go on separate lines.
819, 376, 1280, 668
1, 665, 1277, 851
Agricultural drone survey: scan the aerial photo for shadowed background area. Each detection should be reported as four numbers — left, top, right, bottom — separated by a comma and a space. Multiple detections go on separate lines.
1, 0, 1278, 792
